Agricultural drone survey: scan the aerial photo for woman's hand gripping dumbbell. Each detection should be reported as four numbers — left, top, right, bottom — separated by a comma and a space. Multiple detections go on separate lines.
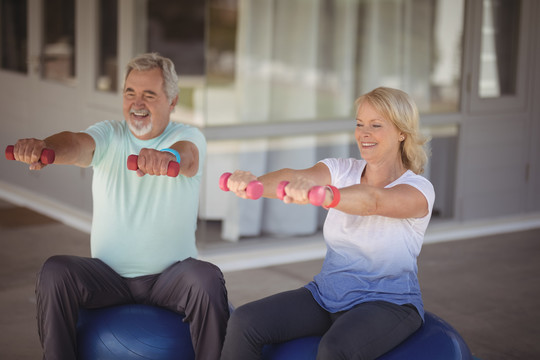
276, 181, 328, 206
127, 149, 180, 177
219, 172, 264, 200
5, 144, 56, 169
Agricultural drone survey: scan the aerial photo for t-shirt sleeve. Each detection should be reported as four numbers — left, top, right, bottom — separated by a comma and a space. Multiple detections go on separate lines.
84, 120, 117, 167
166, 125, 207, 177
401, 175, 436, 216
182, 127, 206, 164
319, 158, 339, 184
319, 158, 360, 187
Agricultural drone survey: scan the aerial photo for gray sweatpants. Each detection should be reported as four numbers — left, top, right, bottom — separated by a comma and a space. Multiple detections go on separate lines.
36, 255, 229, 360
220, 287, 422, 360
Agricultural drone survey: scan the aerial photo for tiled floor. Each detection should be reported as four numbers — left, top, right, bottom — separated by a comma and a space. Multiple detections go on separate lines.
1, 198, 539, 359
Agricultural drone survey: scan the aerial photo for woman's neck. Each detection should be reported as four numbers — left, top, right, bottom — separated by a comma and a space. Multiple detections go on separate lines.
361, 160, 407, 187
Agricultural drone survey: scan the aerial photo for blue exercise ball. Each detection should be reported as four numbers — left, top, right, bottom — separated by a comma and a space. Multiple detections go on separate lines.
262, 312, 473, 360
77, 304, 195, 360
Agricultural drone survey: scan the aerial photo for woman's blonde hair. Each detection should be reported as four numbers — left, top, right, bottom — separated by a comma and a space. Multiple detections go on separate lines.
355, 87, 430, 174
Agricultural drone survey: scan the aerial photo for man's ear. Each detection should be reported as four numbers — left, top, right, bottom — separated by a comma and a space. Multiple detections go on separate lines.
170, 95, 178, 111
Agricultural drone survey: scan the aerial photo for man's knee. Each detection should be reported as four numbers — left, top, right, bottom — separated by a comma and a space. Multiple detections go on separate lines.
176, 258, 226, 295
38, 255, 76, 284
36, 255, 86, 305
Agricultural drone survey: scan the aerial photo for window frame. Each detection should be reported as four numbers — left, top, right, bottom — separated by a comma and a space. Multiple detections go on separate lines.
466, 0, 533, 114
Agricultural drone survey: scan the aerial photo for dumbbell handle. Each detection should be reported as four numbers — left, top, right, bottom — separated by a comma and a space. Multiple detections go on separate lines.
276, 181, 327, 206
5, 145, 55, 164
127, 154, 180, 177
219, 172, 264, 200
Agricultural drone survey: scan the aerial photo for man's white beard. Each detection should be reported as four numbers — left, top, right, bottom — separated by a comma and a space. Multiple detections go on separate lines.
129, 118, 153, 138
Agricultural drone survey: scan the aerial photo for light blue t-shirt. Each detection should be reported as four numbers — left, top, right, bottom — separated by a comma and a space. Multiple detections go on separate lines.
84, 120, 206, 277
305, 158, 435, 321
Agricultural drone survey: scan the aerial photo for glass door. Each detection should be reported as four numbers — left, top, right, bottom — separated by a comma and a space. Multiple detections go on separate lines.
40, 0, 76, 84
24, 0, 79, 134
468, 0, 532, 113
0, 0, 28, 73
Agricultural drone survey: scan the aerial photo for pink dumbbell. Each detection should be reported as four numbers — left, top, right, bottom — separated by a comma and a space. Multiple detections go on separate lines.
127, 154, 180, 177
5, 145, 56, 164
276, 181, 327, 206
219, 172, 264, 200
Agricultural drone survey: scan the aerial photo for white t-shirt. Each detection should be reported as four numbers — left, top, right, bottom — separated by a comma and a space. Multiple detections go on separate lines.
305, 158, 435, 320
85, 120, 206, 277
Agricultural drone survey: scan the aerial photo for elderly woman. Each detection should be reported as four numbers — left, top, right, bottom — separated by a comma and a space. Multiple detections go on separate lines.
220, 87, 435, 360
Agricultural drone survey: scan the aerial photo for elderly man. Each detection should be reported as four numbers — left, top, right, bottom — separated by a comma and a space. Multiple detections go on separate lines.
11, 53, 228, 360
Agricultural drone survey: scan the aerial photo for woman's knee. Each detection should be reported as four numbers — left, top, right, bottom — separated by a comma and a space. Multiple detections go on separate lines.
318, 330, 375, 360
227, 304, 251, 327
226, 303, 264, 339
317, 332, 348, 360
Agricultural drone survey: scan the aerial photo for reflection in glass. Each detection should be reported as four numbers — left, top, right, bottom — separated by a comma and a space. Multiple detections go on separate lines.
137, 0, 465, 126
204, 0, 465, 127
143, 0, 205, 125
0, 0, 27, 73
146, 0, 205, 75
203, 1, 463, 239
479, 0, 521, 98
42, 0, 76, 83
96, 0, 118, 92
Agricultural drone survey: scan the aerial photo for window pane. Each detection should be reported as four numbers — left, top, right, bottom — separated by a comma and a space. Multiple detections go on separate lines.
478, 0, 521, 98
96, 0, 118, 92
207, 0, 237, 83
42, 0, 76, 84
141, 0, 205, 125
146, 0, 205, 75
0, 0, 27, 73
205, 0, 465, 127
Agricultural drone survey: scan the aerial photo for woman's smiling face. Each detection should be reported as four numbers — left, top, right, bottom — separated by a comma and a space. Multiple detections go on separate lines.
355, 101, 403, 164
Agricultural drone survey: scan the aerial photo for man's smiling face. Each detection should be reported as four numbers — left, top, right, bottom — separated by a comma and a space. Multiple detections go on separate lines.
123, 68, 176, 140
